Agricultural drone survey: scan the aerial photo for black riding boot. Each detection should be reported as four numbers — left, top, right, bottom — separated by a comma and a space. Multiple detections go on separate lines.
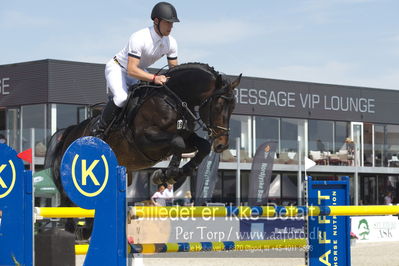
91, 100, 122, 139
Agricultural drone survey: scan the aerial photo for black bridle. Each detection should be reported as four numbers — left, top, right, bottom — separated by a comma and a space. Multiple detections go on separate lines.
198, 86, 235, 139
151, 77, 235, 140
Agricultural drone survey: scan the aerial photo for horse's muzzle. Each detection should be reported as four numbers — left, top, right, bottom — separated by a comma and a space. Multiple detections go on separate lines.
214, 143, 229, 153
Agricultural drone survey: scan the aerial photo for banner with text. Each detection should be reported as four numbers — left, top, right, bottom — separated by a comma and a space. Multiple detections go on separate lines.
351, 216, 399, 242
195, 151, 220, 206
248, 141, 277, 206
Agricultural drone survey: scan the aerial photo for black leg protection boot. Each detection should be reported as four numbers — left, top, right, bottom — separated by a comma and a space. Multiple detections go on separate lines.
91, 100, 122, 139
165, 154, 182, 182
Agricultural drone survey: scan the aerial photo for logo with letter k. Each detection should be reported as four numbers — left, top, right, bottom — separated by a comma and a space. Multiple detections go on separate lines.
0, 164, 7, 188
71, 154, 109, 197
0, 160, 16, 198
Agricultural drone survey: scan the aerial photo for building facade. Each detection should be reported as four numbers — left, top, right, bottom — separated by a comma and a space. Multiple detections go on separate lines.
1, 59, 398, 206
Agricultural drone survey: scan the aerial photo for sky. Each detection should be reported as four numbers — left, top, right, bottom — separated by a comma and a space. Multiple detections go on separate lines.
1, 0, 399, 90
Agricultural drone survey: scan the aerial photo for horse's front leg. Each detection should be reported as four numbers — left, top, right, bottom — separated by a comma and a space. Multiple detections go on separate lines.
152, 134, 186, 184
178, 133, 211, 179
165, 153, 182, 180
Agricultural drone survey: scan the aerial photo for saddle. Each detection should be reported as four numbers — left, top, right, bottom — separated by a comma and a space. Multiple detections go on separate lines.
91, 81, 195, 144
110, 82, 185, 132
99, 82, 151, 131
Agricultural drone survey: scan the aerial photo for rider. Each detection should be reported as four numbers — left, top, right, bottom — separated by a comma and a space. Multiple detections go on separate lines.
92, 2, 180, 138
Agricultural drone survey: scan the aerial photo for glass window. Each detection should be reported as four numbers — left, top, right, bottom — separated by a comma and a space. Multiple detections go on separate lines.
223, 115, 252, 163
277, 118, 305, 165
78, 107, 87, 123
254, 116, 279, 151
280, 118, 299, 152
21, 104, 47, 152
375, 175, 396, 205
363, 123, 373, 167
308, 120, 333, 152
385, 125, 399, 167
361, 175, 378, 205
373, 124, 399, 167
374, 125, 385, 167
383, 175, 398, 204
308, 120, 333, 165
57, 104, 87, 130
334, 121, 350, 153
6, 108, 19, 150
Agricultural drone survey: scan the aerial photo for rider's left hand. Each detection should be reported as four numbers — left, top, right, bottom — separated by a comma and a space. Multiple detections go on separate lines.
154, 75, 169, 85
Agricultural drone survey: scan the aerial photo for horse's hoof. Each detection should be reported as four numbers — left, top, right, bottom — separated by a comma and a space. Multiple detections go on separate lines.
165, 168, 180, 179
151, 169, 165, 185
167, 178, 177, 185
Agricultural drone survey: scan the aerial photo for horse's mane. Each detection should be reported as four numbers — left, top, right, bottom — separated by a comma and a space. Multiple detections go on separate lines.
166, 62, 220, 78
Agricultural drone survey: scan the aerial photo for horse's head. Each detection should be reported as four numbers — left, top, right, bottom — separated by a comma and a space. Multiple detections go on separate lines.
199, 74, 242, 153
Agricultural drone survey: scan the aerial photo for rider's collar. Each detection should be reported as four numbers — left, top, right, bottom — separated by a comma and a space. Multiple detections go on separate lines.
150, 26, 164, 41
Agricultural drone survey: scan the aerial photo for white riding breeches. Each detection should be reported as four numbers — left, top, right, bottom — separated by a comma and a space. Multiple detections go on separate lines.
105, 59, 139, 107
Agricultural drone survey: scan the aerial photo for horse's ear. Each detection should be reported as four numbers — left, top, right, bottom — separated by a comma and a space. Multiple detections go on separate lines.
230, 74, 242, 89
216, 74, 223, 88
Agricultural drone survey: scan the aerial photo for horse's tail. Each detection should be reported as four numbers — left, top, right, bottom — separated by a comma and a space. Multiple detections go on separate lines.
44, 125, 77, 196
44, 124, 95, 238
44, 129, 66, 168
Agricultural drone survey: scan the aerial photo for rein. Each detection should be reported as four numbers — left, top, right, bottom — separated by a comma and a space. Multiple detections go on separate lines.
158, 82, 232, 140
160, 83, 207, 129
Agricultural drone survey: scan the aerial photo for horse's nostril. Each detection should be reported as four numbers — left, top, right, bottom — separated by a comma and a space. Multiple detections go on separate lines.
216, 144, 227, 152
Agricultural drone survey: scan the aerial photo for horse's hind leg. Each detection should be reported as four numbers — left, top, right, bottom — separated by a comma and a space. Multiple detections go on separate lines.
62, 196, 77, 234
62, 195, 93, 240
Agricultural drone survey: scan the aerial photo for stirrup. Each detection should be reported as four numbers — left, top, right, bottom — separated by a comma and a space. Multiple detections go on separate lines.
93, 131, 105, 140
91, 120, 106, 139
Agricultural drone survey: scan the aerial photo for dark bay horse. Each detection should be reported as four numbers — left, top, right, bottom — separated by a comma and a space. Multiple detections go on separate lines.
45, 62, 241, 235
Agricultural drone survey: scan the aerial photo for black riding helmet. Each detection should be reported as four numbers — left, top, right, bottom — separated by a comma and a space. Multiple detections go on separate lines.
151, 2, 180, 23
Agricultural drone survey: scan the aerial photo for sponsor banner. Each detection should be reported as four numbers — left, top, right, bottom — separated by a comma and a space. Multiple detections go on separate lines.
129, 217, 240, 243
307, 177, 351, 266
195, 151, 220, 206
351, 216, 399, 242
130, 217, 306, 244
248, 141, 277, 206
